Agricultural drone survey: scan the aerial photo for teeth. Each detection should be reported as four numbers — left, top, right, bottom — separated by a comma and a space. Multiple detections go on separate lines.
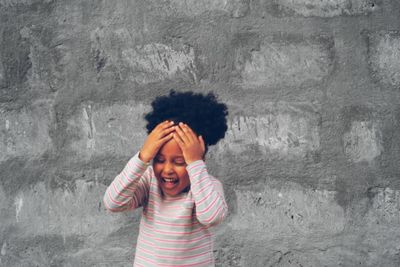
163, 178, 177, 182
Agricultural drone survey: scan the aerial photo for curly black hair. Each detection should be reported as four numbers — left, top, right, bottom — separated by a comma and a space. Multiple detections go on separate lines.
144, 90, 228, 151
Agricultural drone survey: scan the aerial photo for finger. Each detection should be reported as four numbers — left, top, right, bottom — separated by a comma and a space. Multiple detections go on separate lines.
157, 129, 174, 140
158, 125, 175, 138
159, 120, 174, 130
154, 122, 174, 138
181, 123, 197, 143
153, 121, 172, 133
173, 132, 185, 147
174, 125, 190, 144
160, 132, 174, 143
178, 123, 193, 143
154, 120, 169, 129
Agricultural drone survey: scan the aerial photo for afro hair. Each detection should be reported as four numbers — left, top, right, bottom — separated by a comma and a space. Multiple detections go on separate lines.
144, 90, 228, 149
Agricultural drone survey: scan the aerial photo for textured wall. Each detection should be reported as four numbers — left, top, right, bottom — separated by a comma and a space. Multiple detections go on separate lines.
1, 0, 400, 266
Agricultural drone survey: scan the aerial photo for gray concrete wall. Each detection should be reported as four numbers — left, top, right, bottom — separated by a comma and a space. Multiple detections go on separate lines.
1, 0, 400, 266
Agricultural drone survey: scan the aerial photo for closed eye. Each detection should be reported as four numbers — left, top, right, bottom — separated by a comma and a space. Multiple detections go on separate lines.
154, 157, 164, 163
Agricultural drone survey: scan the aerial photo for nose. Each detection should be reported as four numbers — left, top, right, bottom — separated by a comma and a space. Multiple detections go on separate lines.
162, 161, 174, 175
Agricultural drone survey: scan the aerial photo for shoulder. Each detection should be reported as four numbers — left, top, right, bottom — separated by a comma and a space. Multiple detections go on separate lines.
143, 165, 156, 181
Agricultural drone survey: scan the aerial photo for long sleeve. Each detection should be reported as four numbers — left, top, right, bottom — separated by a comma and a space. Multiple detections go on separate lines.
187, 160, 228, 226
103, 152, 151, 212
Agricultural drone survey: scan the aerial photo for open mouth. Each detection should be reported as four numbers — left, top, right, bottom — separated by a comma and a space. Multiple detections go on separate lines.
162, 177, 179, 184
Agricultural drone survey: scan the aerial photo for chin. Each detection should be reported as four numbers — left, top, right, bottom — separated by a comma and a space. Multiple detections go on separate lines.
161, 186, 190, 197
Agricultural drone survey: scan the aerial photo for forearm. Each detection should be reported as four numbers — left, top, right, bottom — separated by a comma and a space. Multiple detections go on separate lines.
103, 152, 150, 212
187, 160, 228, 226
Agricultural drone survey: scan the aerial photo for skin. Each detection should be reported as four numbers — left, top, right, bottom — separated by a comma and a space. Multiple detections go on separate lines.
139, 121, 206, 197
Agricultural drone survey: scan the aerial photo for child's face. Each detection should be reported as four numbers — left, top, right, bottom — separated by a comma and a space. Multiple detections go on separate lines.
153, 138, 190, 197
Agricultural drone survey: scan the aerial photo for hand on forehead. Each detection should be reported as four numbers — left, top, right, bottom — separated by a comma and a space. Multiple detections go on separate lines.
169, 121, 197, 134
172, 122, 205, 164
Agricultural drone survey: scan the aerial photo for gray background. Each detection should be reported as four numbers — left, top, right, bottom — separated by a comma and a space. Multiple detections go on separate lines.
1, 0, 400, 266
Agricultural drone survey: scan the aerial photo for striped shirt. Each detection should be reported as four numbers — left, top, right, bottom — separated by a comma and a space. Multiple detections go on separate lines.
103, 152, 227, 267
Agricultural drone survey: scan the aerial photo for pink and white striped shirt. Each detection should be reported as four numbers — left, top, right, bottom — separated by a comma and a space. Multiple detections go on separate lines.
103, 152, 227, 267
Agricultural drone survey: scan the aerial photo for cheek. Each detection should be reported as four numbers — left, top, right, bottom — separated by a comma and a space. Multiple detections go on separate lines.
153, 164, 162, 176
177, 168, 190, 184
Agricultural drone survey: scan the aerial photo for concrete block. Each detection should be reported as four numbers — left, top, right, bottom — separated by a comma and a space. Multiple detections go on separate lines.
366, 187, 400, 226
66, 102, 149, 160
218, 102, 320, 158
17, 26, 57, 95
0, 180, 138, 267
169, 0, 249, 18
229, 183, 345, 237
228, 0, 250, 18
90, 27, 198, 84
369, 31, 400, 87
251, 248, 366, 267
217, 237, 366, 267
122, 43, 197, 84
0, 0, 51, 7
215, 245, 242, 267
0, 234, 85, 267
0, 102, 52, 162
6, 180, 133, 239
234, 35, 334, 88
90, 26, 139, 74
0, 23, 31, 94
362, 187, 400, 266
343, 121, 383, 163
0, 185, 11, 227
0, 58, 4, 85
273, 0, 380, 17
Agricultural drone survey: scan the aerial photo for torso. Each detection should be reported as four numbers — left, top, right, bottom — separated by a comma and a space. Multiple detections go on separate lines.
133, 172, 215, 267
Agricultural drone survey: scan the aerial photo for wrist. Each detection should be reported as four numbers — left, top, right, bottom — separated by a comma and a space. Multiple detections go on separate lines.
138, 151, 151, 163
186, 157, 203, 165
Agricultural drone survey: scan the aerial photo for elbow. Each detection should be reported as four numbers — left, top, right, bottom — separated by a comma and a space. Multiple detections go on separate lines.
103, 193, 128, 213
197, 204, 228, 227
103, 196, 118, 212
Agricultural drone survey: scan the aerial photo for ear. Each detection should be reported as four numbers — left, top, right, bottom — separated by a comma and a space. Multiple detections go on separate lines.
199, 135, 206, 152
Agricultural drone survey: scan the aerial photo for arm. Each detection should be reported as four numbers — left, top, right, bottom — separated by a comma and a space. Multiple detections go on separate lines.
187, 160, 228, 226
103, 152, 151, 212
104, 120, 175, 212
172, 122, 228, 226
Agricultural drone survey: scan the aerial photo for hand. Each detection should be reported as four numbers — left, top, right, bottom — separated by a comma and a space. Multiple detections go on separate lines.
173, 122, 206, 164
139, 120, 175, 163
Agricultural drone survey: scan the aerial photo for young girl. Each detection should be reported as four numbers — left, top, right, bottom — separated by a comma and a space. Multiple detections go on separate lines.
103, 91, 229, 267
